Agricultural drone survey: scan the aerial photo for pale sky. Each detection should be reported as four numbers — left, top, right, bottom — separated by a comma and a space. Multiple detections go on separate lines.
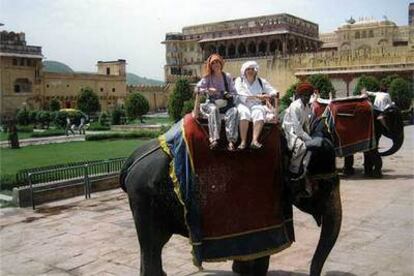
1, 0, 411, 81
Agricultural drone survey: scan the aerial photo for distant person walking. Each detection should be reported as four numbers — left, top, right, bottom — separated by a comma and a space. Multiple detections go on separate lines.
65, 116, 75, 136
78, 116, 86, 135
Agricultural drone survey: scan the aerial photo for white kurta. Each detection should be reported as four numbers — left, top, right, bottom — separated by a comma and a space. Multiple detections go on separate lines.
366, 91, 392, 111
235, 77, 278, 122
282, 99, 313, 173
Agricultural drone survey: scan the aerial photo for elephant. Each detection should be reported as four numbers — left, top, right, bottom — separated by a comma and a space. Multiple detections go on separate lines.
343, 104, 404, 177
120, 118, 342, 276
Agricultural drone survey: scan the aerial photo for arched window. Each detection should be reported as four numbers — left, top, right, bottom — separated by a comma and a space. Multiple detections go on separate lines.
247, 41, 256, 55
258, 41, 267, 55
269, 40, 278, 53
238, 43, 246, 56
355, 31, 360, 39
369, 30, 374, 37
218, 44, 226, 57
228, 44, 236, 57
14, 78, 32, 93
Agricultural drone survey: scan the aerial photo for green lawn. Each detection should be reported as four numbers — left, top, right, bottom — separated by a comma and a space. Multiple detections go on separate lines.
0, 132, 33, 141
0, 139, 148, 176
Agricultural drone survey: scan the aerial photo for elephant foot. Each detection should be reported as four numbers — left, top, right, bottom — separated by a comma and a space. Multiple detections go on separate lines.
342, 167, 355, 176
372, 170, 383, 178
232, 257, 269, 276
232, 260, 252, 275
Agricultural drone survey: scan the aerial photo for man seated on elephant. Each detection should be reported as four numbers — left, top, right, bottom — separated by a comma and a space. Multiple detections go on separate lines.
282, 82, 315, 178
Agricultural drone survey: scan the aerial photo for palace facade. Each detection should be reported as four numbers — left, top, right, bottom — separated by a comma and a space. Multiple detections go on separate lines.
0, 31, 168, 116
163, 9, 414, 97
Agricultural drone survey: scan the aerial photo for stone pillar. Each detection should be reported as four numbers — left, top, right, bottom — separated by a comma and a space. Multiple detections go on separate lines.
282, 35, 288, 56
342, 74, 354, 97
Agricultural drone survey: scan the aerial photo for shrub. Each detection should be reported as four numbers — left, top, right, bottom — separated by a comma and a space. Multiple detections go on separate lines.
389, 78, 413, 110
308, 74, 335, 99
380, 74, 400, 91
16, 108, 30, 125
30, 129, 65, 138
77, 87, 101, 115
85, 130, 161, 141
36, 111, 52, 129
53, 111, 68, 128
353, 75, 380, 95
0, 174, 20, 191
168, 78, 193, 121
88, 121, 111, 131
181, 100, 194, 117
29, 110, 38, 125
98, 112, 110, 126
53, 110, 83, 128
49, 98, 61, 111
16, 125, 34, 133
125, 93, 150, 122
280, 83, 297, 112
111, 106, 126, 125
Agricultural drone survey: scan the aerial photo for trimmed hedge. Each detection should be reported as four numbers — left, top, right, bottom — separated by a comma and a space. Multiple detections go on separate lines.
88, 122, 111, 131
0, 174, 23, 191
85, 130, 161, 141
30, 129, 66, 138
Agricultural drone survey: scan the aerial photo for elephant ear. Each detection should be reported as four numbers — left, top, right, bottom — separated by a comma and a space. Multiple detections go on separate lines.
120, 139, 168, 193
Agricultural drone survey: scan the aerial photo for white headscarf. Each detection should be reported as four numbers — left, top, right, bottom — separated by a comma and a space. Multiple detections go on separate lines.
240, 61, 259, 78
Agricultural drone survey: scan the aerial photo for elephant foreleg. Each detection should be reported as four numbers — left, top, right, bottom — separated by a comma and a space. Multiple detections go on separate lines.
371, 150, 383, 178
232, 256, 269, 276
129, 195, 172, 276
343, 155, 355, 175
363, 151, 373, 176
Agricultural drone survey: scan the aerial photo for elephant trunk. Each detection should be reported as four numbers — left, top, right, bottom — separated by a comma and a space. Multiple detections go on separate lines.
380, 131, 404, 157
310, 181, 342, 276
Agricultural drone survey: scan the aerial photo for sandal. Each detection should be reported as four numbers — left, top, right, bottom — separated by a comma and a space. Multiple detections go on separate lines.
250, 142, 263, 150
227, 142, 236, 152
209, 141, 219, 150
237, 143, 247, 151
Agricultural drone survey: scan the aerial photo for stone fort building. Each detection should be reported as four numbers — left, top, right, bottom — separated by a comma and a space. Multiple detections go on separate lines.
0, 31, 167, 116
163, 9, 414, 97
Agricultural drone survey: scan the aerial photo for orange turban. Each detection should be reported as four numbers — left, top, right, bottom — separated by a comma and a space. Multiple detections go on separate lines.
296, 82, 314, 95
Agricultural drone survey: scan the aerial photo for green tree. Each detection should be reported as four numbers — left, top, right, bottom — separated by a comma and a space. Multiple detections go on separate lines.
49, 98, 61, 111
308, 74, 335, 99
36, 111, 52, 129
168, 78, 193, 121
181, 100, 195, 118
16, 108, 30, 125
111, 105, 126, 125
280, 83, 297, 112
125, 93, 150, 123
29, 110, 38, 125
389, 78, 413, 110
353, 75, 380, 95
76, 87, 101, 115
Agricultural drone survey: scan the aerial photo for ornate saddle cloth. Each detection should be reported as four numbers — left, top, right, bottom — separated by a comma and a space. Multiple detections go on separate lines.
159, 114, 293, 267
325, 97, 376, 157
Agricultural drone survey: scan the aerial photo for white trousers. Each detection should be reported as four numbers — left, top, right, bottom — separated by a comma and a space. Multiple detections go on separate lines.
237, 102, 266, 122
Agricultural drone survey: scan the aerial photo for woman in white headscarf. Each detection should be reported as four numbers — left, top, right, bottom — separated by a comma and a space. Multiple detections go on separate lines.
235, 61, 279, 149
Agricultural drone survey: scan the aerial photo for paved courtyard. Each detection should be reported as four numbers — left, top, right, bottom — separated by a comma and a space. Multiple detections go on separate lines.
1, 126, 413, 276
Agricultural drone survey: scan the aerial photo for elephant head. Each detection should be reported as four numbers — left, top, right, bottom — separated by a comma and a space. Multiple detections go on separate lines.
378, 104, 404, 157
